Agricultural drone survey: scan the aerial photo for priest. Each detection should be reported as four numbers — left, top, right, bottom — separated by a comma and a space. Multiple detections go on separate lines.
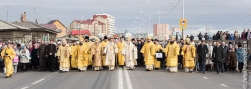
117, 36, 125, 68
70, 41, 77, 69
103, 36, 118, 71
75, 37, 88, 71
1, 43, 16, 78
122, 37, 137, 70
164, 37, 180, 72
57, 39, 71, 72
182, 38, 196, 73
140, 36, 154, 71
91, 38, 103, 71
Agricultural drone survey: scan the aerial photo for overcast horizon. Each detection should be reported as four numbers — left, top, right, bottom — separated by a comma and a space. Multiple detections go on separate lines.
0, 0, 251, 36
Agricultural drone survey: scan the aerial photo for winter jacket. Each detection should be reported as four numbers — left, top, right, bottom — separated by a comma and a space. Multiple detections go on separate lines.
236, 48, 245, 62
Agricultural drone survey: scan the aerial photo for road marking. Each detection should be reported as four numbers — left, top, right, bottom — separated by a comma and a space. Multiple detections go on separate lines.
118, 68, 124, 89
203, 77, 209, 79
124, 69, 133, 89
220, 84, 229, 87
32, 78, 45, 84
21, 86, 29, 89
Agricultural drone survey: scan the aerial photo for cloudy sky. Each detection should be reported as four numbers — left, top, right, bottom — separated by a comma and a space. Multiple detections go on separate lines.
0, 0, 251, 35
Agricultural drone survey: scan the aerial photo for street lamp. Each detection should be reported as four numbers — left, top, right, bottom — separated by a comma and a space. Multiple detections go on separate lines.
146, 1, 172, 24
136, 17, 147, 30
140, 11, 156, 31
134, 21, 144, 33
7, 5, 8, 22
34, 7, 40, 21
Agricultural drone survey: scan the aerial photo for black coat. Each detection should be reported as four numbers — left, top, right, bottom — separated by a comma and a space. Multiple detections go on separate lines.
212, 46, 224, 63
221, 45, 229, 63
204, 35, 209, 40
197, 44, 209, 64
213, 35, 217, 40
226, 34, 230, 40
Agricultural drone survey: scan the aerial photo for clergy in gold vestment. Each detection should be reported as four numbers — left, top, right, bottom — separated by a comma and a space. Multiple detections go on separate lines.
104, 37, 118, 71
151, 40, 163, 69
181, 38, 196, 73
101, 36, 109, 67
117, 37, 125, 67
164, 37, 180, 72
57, 39, 71, 72
122, 37, 137, 70
75, 37, 88, 71
1, 43, 16, 78
91, 38, 103, 71
83, 36, 94, 66
70, 41, 77, 68
140, 36, 154, 71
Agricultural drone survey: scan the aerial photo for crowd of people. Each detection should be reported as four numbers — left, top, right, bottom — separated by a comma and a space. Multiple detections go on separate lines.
187, 29, 251, 41
0, 34, 251, 78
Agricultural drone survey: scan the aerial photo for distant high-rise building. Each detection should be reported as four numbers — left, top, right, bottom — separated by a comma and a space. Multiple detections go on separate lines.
93, 13, 115, 37
153, 24, 171, 39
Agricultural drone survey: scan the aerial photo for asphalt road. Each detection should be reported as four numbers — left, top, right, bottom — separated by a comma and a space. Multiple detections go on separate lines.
0, 67, 249, 89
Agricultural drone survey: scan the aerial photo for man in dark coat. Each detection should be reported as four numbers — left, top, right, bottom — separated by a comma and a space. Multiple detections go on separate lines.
45, 39, 57, 72
204, 33, 209, 41
190, 35, 194, 41
221, 41, 229, 72
198, 33, 203, 41
137, 38, 145, 67
197, 40, 208, 74
212, 41, 224, 74
37, 40, 47, 71
212, 34, 217, 40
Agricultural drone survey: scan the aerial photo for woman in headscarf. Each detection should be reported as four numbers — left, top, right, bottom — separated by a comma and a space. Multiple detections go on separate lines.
19, 46, 31, 72
228, 48, 237, 73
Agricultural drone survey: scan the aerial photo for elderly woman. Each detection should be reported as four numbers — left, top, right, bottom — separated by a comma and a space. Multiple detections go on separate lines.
236, 44, 245, 73
19, 46, 31, 72
228, 48, 237, 73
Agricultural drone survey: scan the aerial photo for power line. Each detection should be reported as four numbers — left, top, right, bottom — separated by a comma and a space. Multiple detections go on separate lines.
150, 0, 181, 22
162, 0, 181, 16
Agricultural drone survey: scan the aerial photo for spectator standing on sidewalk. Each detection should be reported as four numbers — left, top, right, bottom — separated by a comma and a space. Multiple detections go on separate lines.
241, 29, 246, 40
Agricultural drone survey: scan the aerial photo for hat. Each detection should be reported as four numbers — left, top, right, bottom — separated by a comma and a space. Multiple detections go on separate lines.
238, 44, 242, 47
79, 37, 84, 42
171, 36, 175, 40
62, 39, 67, 43
104, 36, 108, 39
85, 36, 89, 40
146, 36, 151, 39
126, 37, 131, 40
185, 38, 190, 42
95, 38, 100, 42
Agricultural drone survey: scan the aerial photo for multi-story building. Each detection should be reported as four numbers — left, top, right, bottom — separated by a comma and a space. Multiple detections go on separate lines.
69, 13, 115, 37
93, 13, 115, 37
153, 24, 171, 39
69, 19, 106, 36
